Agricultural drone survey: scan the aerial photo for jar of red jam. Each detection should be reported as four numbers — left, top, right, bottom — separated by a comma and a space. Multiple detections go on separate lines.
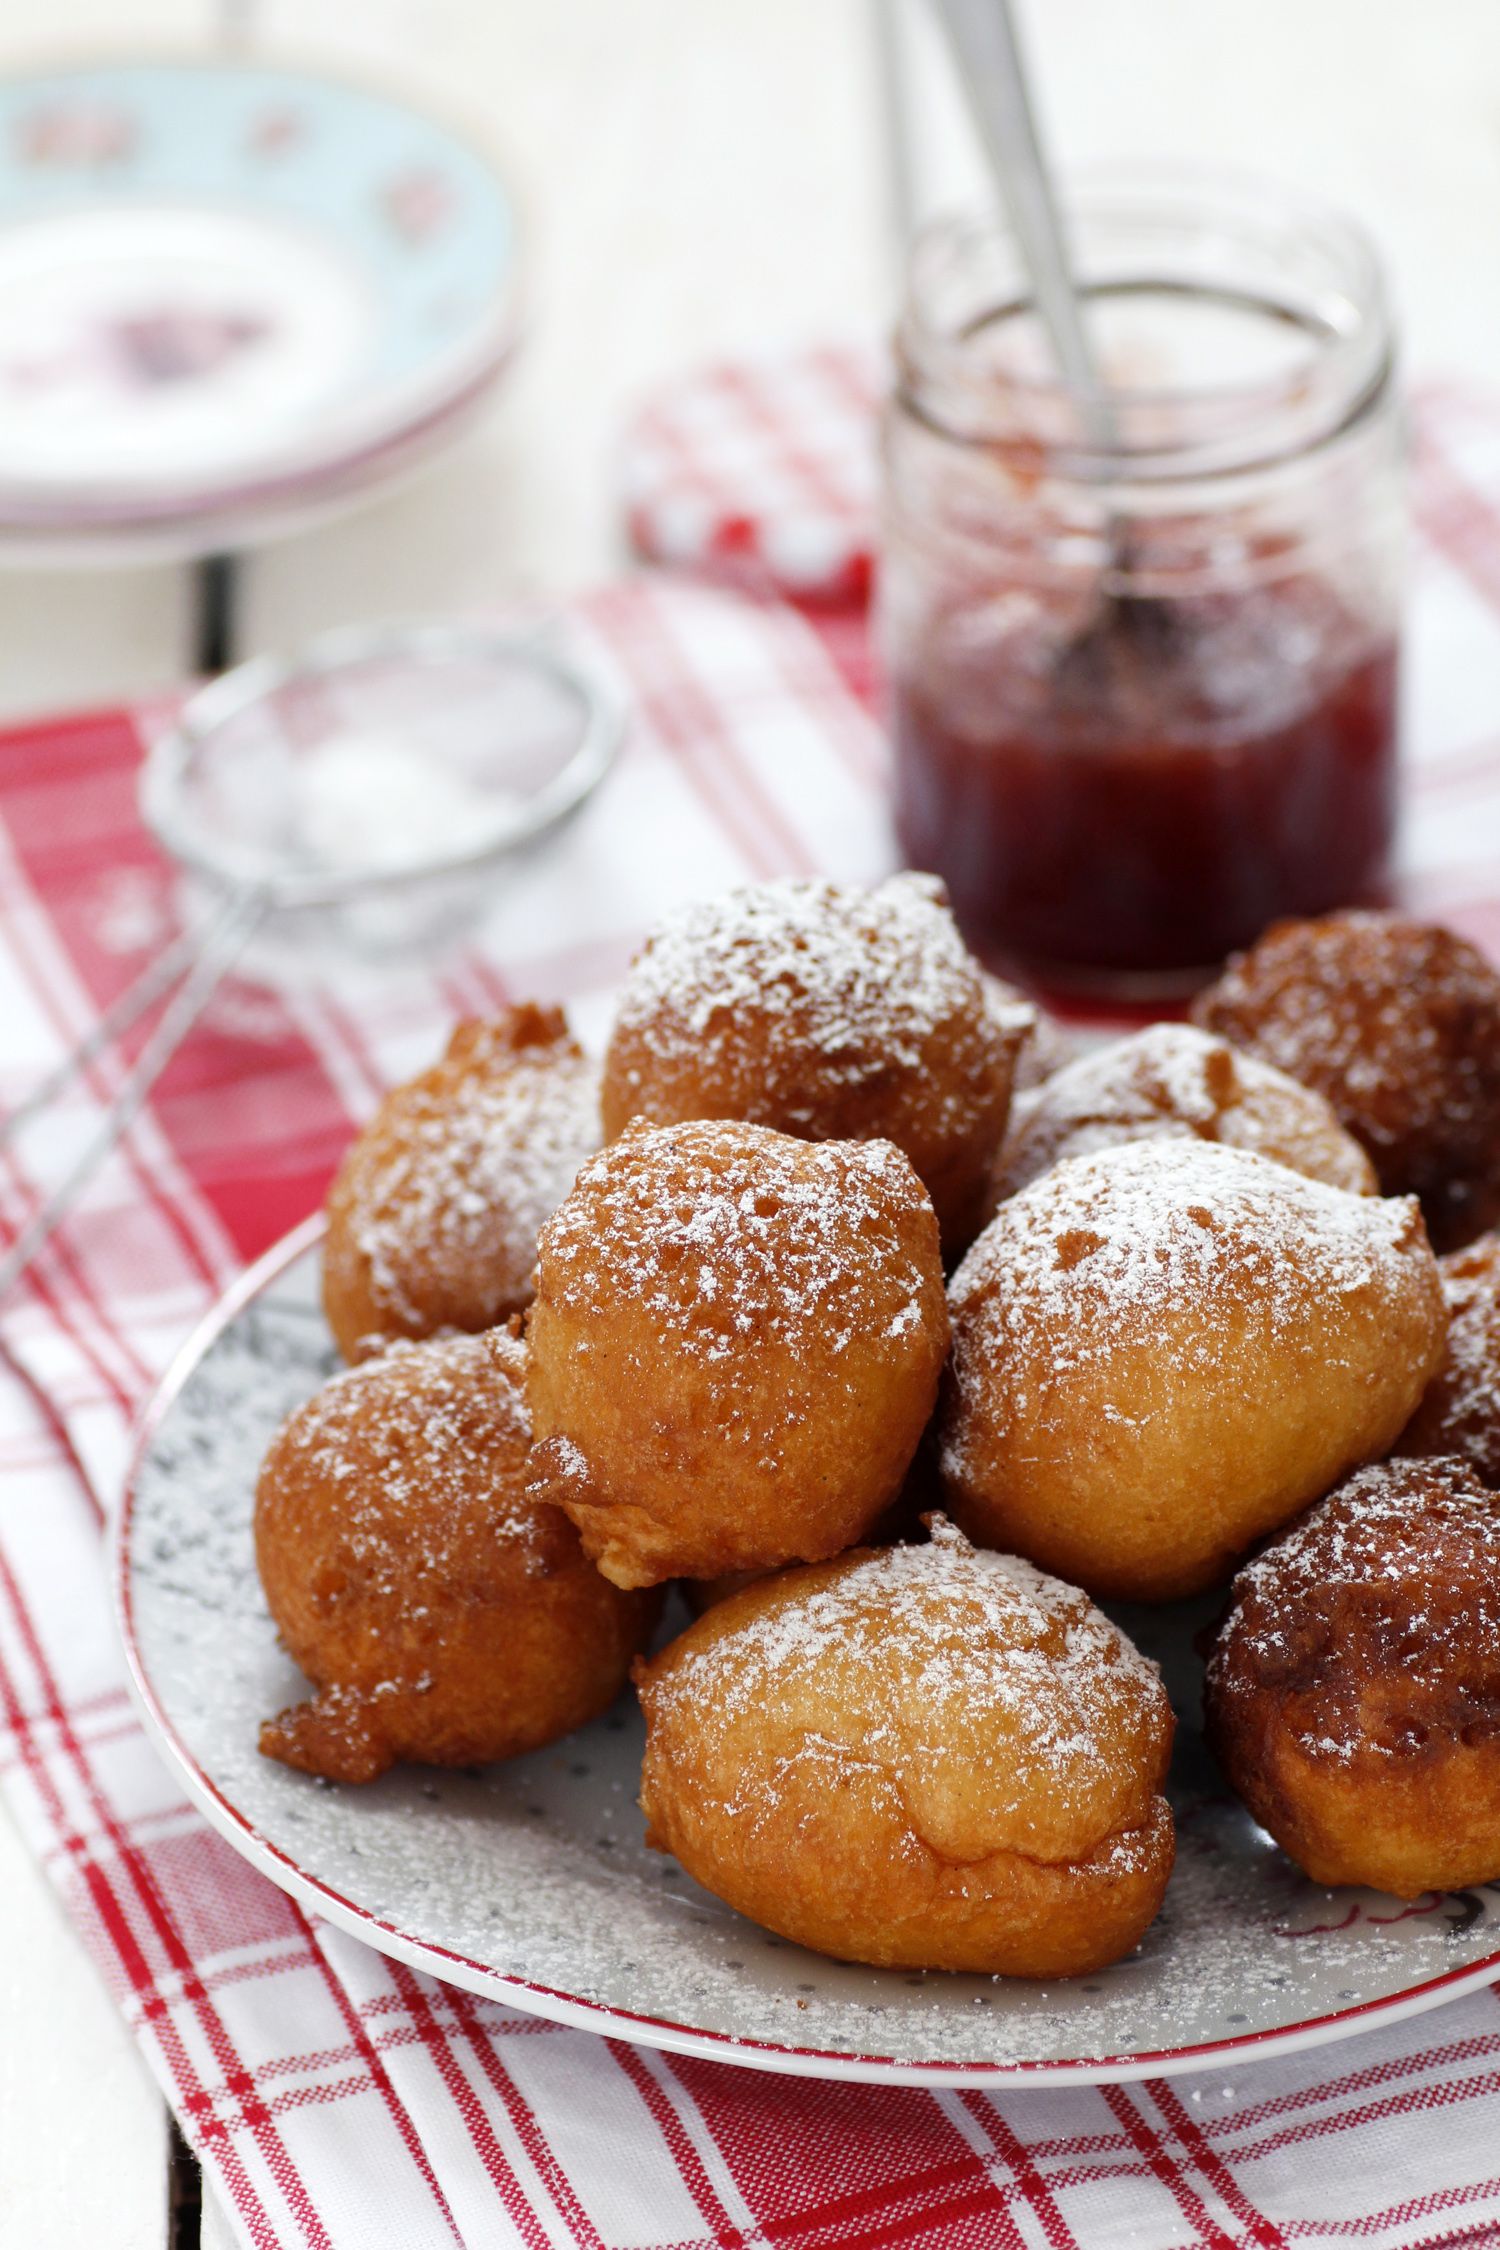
880, 168, 1403, 995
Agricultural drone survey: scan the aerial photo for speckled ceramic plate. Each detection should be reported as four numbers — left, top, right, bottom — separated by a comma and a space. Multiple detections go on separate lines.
116, 1217, 1500, 2085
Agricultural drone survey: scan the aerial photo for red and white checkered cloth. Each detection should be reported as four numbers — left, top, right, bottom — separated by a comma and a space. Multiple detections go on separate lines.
621, 345, 881, 606
5, 372, 1500, 2246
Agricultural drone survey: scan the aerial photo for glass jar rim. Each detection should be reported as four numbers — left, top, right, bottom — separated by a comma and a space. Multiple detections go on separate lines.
893, 162, 1396, 484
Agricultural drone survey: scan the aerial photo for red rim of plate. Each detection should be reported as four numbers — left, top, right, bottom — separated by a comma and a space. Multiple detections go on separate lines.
114, 1215, 1500, 2086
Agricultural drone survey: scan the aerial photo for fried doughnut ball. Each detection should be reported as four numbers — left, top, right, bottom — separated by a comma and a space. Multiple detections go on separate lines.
322, 1003, 599, 1362
255, 1332, 655, 1783
1194, 911, 1500, 1250
526, 1118, 949, 1589
636, 1517, 1175, 1977
989, 1021, 1376, 1212
600, 875, 1027, 1250
941, 1139, 1445, 1602
1205, 1458, 1500, 1895
1400, 1232, 1500, 1486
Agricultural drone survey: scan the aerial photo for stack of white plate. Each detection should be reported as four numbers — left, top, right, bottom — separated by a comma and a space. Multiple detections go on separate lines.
0, 58, 521, 563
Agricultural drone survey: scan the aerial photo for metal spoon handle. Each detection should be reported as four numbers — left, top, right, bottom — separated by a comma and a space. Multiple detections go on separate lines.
932, 0, 1116, 454
870, 0, 922, 281
0, 885, 266, 1303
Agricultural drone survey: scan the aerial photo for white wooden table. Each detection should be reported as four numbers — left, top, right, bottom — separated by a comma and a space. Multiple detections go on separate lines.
2, 1, 1499, 2241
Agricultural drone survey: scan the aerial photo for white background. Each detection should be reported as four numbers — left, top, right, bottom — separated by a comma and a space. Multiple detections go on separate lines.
1, 1, 1499, 2242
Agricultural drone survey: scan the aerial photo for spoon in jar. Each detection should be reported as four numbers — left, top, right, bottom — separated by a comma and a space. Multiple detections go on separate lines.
930, 0, 1178, 690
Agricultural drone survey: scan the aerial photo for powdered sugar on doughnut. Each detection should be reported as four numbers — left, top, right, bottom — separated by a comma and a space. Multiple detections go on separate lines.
1209, 1458, 1500, 1763
946, 1139, 1430, 1484
1434, 1265, 1500, 1439
608, 873, 1013, 1128
269, 1331, 543, 1575
649, 1517, 1165, 1842
348, 1024, 600, 1330
1196, 911, 1500, 1151
538, 1117, 939, 1365
1225, 1460, 1500, 1635
993, 1022, 1374, 1202
1402, 1236, 1500, 1482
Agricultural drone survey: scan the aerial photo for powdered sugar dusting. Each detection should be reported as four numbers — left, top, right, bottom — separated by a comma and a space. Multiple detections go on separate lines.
1403, 1235, 1500, 1484
945, 1140, 1434, 1491
267, 1330, 544, 1568
1193, 913, 1500, 1248
993, 1022, 1374, 1203
1209, 1458, 1500, 1765
538, 1118, 939, 1367
956, 1137, 1421, 1416
1197, 913, 1500, 1147
615, 873, 969, 1065
340, 1015, 600, 1333
605, 873, 1015, 1142
648, 1518, 1166, 1853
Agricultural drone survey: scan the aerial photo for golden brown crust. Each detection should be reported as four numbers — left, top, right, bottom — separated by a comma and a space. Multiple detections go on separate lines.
254, 1330, 656, 1782
1399, 1232, 1500, 1486
1193, 910, 1500, 1251
525, 1118, 950, 1588
1205, 1458, 1500, 1894
600, 875, 1025, 1252
636, 1521, 1175, 1975
988, 1021, 1377, 1214
321, 1003, 599, 1362
941, 1139, 1447, 1601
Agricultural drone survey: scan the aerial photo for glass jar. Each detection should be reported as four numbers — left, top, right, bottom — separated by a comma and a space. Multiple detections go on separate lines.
879, 167, 1403, 996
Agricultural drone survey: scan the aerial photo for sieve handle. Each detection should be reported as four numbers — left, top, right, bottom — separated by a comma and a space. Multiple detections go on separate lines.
0, 885, 267, 1304
0, 913, 221, 1149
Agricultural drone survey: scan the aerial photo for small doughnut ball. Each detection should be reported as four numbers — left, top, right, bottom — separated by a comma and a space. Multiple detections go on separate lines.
322, 1003, 599, 1362
989, 1021, 1376, 1212
526, 1118, 949, 1589
255, 1332, 655, 1783
981, 971, 1075, 1092
1400, 1232, 1500, 1486
600, 874, 1026, 1251
1193, 911, 1500, 1251
636, 1517, 1175, 1977
1205, 1458, 1500, 1895
941, 1139, 1446, 1602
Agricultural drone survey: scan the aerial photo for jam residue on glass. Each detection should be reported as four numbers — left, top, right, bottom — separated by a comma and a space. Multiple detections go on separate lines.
892, 557, 1398, 990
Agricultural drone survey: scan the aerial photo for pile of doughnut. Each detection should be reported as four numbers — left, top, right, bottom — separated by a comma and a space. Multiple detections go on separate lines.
253, 877, 1500, 1980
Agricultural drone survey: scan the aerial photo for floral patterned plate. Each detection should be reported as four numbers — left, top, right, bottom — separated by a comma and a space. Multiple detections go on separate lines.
116, 1218, 1500, 2085
0, 59, 518, 548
